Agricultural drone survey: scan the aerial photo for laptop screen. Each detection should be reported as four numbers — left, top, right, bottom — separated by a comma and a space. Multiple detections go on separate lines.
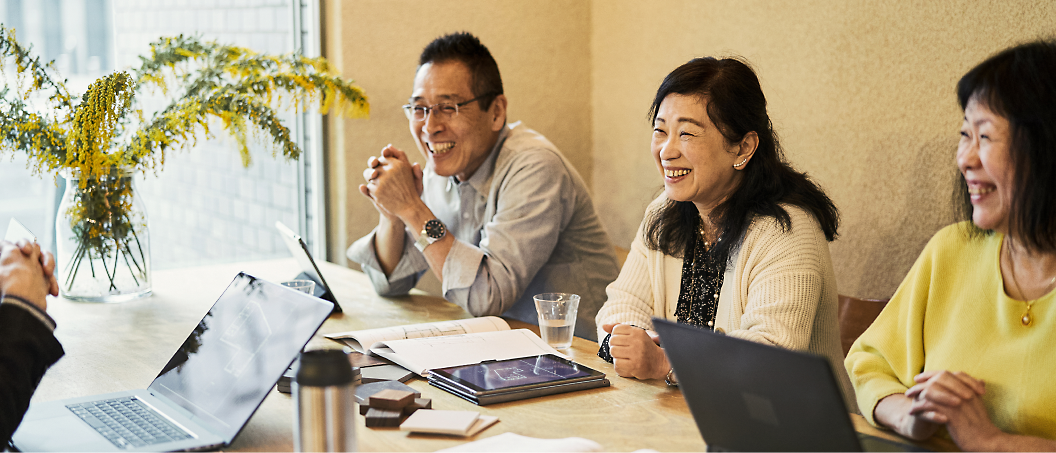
275, 221, 329, 290
653, 318, 864, 452
148, 273, 333, 442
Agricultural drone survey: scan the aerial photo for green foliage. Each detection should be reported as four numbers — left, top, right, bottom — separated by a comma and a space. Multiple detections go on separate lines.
127, 34, 369, 168
0, 28, 369, 179
0, 28, 369, 293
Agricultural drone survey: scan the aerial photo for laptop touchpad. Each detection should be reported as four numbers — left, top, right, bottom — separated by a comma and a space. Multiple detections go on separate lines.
16, 411, 114, 451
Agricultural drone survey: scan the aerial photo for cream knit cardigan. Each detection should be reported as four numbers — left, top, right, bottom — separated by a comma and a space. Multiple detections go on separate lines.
595, 197, 857, 412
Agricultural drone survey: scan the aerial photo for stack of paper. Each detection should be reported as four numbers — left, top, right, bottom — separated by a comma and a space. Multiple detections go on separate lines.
325, 317, 564, 377
437, 432, 604, 452
399, 410, 499, 437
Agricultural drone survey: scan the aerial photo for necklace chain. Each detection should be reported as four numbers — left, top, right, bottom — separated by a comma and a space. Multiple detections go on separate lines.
1005, 239, 1056, 327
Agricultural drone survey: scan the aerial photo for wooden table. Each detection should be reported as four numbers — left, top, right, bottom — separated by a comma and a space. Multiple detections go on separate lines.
33, 258, 953, 451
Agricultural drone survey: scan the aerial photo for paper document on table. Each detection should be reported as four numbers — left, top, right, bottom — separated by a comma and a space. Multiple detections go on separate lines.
370, 329, 561, 376
437, 432, 603, 452
325, 316, 510, 353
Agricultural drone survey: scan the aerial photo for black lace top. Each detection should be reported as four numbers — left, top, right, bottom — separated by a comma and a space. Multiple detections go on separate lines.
598, 228, 728, 363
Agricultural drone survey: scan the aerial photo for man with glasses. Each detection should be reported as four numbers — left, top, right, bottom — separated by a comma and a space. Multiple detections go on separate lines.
347, 32, 619, 340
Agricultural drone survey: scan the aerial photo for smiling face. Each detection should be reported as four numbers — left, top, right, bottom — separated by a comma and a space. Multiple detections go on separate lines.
652, 94, 746, 214
408, 60, 506, 181
957, 98, 1016, 234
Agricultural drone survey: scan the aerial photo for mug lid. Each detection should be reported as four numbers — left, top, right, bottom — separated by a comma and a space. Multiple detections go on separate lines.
295, 349, 356, 386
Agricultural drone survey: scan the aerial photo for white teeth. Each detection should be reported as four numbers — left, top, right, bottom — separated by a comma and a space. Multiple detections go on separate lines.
968, 186, 994, 195
665, 169, 690, 177
429, 142, 454, 154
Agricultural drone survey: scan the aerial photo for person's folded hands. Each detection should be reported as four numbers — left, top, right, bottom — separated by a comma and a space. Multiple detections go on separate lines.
603, 323, 668, 380
0, 240, 51, 310
360, 145, 424, 221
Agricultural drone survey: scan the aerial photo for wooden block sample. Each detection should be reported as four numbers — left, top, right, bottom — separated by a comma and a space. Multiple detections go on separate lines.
361, 397, 429, 416
402, 398, 432, 416
364, 408, 403, 428
368, 389, 415, 410
399, 409, 480, 436
355, 380, 420, 404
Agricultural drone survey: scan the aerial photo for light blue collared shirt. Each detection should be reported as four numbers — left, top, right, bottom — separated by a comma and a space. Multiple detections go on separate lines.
348, 122, 619, 340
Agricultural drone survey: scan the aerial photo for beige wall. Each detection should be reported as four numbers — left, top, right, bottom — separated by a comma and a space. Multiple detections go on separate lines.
323, 0, 593, 278
325, 1, 1055, 299
592, 0, 1056, 299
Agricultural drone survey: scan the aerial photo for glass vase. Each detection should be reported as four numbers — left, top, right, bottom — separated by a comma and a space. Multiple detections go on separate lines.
56, 168, 152, 302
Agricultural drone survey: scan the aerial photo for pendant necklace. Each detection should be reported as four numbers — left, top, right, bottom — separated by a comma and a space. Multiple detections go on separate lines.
697, 222, 720, 328
1005, 242, 1056, 327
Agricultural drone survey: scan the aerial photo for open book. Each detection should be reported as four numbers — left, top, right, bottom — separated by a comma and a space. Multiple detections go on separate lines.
325, 317, 561, 376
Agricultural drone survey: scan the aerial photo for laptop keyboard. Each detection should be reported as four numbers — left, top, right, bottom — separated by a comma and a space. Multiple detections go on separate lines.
66, 397, 193, 449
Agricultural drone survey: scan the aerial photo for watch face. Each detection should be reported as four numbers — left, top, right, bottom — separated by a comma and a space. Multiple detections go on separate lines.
424, 219, 446, 239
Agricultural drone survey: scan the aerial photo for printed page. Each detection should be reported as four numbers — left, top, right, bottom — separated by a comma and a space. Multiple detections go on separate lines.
370, 329, 561, 376
325, 316, 509, 352
436, 432, 603, 451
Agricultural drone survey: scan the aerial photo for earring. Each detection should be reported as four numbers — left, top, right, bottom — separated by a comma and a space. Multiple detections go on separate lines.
733, 157, 748, 168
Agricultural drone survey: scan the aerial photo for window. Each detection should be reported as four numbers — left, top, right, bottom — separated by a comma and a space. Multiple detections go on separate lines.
0, 0, 325, 269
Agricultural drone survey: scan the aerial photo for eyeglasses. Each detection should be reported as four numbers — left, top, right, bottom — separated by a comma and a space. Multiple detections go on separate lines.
401, 93, 497, 122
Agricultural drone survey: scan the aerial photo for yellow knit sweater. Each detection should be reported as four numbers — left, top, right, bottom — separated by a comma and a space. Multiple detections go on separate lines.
845, 223, 1056, 439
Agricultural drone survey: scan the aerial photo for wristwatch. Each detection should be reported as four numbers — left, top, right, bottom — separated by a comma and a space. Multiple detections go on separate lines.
414, 219, 447, 252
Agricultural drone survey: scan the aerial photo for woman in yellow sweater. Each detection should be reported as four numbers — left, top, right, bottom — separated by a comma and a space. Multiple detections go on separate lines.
845, 40, 1056, 451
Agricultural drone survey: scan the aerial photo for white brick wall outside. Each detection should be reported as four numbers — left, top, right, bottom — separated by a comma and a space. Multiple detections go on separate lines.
119, 0, 306, 270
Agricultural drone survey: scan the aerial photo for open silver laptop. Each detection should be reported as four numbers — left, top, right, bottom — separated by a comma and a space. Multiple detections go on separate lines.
653, 318, 928, 452
12, 272, 334, 451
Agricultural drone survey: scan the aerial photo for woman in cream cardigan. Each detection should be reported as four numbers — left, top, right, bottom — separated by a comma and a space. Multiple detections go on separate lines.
595, 57, 855, 409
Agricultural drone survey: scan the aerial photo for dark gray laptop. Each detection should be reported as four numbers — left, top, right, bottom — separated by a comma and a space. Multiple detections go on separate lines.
12, 272, 334, 451
275, 221, 343, 315
652, 318, 928, 452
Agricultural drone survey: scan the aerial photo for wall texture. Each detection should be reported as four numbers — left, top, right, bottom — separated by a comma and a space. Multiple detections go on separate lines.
591, 0, 1056, 299
324, 0, 593, 277
325, 1, 1055, 300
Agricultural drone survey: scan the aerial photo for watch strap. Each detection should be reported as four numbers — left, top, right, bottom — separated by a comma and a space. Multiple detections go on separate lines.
414, 232, 435, 252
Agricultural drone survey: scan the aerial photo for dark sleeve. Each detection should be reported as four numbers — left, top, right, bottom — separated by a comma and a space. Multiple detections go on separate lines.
597, 333, 614, 363
0, 303, 64, 445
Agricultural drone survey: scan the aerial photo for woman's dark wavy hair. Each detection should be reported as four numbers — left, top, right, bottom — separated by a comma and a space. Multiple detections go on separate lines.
644, 57, 839, 258
955, 39, 1056, 253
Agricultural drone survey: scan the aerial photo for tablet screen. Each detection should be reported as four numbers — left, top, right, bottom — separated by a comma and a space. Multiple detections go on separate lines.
432, 355, 601, 392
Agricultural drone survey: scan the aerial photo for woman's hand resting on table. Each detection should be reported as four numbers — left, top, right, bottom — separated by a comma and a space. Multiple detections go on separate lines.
870, 369, 984, 439
875, 370, 1056, 451
601, 323, 670, 380
875, 370, 983, 443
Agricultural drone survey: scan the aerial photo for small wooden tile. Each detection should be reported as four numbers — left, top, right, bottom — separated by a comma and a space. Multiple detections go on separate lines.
364, 408, 403, 428
361, 396, 428, 416
399, 409, 479, 436
402, 398, 432, 416
368, 389, 415, 410
355, 381, 420, 404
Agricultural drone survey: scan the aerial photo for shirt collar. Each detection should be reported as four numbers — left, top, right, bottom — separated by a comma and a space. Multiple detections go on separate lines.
448, 123, 511, 193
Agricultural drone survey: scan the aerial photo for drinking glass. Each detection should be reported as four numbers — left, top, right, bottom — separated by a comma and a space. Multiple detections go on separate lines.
282, 280, 316, 295
533, 293, 580, 350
